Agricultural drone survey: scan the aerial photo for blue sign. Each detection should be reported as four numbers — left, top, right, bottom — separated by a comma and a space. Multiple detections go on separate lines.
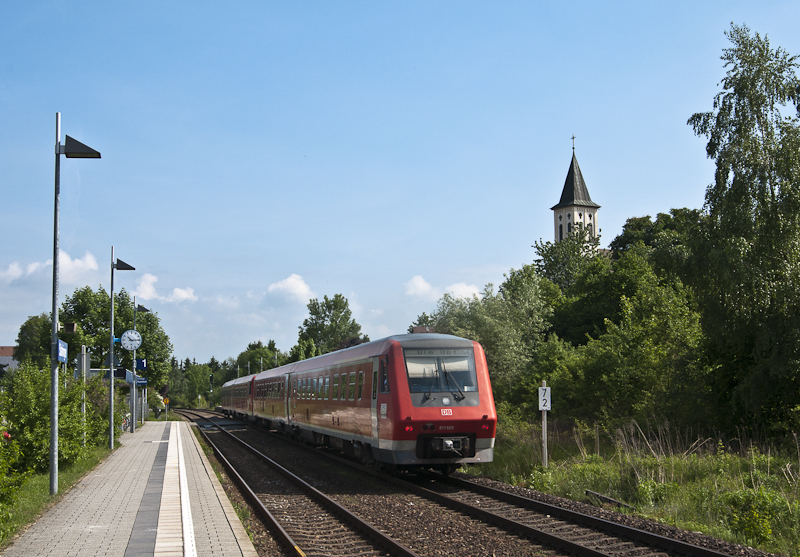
57, 340, 68, 363
135, 358, 147, 370
136, 377, 148, 386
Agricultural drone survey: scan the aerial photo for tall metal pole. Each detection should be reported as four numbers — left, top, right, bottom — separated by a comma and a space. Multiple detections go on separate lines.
132, 296, 137, 434
81, 345, 87, 447
109, 247, 115, 450
50, 113, 61, 495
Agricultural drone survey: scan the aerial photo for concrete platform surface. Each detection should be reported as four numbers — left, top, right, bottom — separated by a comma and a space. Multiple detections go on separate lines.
2, 421, 258, 557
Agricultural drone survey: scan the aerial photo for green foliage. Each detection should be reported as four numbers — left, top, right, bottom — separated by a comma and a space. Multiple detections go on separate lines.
687, 24, 800, 431
235, 341, 280, 373
475, 420, 800, 554
410, 266, 551, 399
13, 313, 51, 370
533, 226, 601, 293
0, 362, 119, 472
184, 362, 212, 408
722, 487, 780, 545
298, 294, 368, 355
0, 431, 28, 543
59, 287, 173, 390
288, 338, 318, 363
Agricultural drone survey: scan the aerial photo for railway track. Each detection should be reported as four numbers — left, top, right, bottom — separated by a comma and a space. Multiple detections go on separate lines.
179, 409, 739, 557
177, 409, 416, 557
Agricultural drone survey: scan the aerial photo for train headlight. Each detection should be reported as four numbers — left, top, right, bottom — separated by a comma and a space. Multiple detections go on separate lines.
481, 423, 490, 431
404, 425, 414, 433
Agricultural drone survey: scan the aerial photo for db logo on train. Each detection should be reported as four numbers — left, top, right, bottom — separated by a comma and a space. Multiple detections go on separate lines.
441, 408, 453, 416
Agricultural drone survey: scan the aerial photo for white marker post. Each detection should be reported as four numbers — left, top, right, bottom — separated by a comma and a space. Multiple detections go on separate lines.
539, 380, 551, 468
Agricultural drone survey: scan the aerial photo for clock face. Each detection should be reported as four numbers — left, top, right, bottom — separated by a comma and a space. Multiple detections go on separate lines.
121, 329, 142, 351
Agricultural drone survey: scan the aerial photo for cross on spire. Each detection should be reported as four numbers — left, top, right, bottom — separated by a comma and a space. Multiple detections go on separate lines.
571, 134, 575, 151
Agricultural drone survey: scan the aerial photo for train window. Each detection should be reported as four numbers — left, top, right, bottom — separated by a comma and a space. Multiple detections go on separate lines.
404, 348, 478, 394
348, 373, 356, 400
312, 377, 317, 399
324, 376, 330, 399
332, 374, 340, 400
318, 376, 324, 399
380, 357, 390, 394
357, 371, 364, 401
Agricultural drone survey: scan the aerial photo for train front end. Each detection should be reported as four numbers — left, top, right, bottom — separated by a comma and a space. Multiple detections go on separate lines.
380, 335, 497, 472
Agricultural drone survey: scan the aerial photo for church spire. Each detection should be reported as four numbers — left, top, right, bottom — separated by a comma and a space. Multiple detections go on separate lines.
551, 145, 600, 242
551, 152, 600, 210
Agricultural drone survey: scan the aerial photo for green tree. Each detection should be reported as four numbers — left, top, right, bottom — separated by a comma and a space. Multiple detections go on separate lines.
184, 363, 211, 408
687, 24, 800, 430
235, 341, 279, 374
58, 286, 173, 389
297, 294, 368, 354
533, 226, 601, 293
13, 313, 51, 369
287, 338, 318, 363
410, 266, 552, 399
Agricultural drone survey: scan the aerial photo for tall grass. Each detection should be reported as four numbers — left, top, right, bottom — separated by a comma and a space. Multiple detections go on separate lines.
467, 417, 800, 556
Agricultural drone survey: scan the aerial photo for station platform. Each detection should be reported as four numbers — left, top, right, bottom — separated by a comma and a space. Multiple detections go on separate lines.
2, 421, 258, 557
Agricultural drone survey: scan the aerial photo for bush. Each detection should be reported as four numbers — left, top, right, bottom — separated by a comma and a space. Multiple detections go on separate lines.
0, 431, 28, 543
0, 362, 124, 472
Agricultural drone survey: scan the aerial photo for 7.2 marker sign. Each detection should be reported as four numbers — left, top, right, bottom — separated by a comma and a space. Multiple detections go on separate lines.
539, 387, 551, 411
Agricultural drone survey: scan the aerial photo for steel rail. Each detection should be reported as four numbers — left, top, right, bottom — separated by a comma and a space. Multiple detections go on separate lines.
178, 409, 422, 557
428, 473, 735, 557
177, 410, 306, 557
222, 411, 732, 557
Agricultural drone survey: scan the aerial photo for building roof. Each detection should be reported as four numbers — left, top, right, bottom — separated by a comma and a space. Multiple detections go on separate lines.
0, 346, 15, 358
551, 152, 600, 210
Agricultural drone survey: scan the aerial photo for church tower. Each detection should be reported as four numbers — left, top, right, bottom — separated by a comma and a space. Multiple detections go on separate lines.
551, 149, 600, 242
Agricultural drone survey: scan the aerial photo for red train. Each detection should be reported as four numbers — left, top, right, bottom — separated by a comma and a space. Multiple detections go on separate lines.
220, 333, 497, 473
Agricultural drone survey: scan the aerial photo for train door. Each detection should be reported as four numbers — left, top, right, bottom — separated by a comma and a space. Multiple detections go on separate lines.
248, 377, 256, 415
288, 373, 297, 426
284, 374, 291, 424
371, 355, 387, 450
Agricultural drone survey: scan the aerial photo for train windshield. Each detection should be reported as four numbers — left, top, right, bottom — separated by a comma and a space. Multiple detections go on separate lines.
404, 348, 477, 403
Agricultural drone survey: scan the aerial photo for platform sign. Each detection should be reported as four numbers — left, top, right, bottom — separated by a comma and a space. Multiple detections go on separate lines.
538, 387, 551, 411
136, 377, 148, 386
136, 358, 147, 370
57, 340, 68, 363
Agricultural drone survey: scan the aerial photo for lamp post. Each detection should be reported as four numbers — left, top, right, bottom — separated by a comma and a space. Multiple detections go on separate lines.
109, 247, 135, 449
131, 300, 149, 433
50, 113, 100, 496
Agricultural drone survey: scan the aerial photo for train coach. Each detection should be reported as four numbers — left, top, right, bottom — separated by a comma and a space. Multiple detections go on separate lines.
219, 333, 497, 473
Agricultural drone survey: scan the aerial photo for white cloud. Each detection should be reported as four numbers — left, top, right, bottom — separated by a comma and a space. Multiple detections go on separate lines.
404, 275, 480, 301
26, 262, 44, 275
404, 275, 442, 301
212, 294, 240, 310
1, 251, 98, 285
60, 251, 99, 284
0, 262, 23, 283
134, 273, 160, 300
133, 272, 197, 303
268, 274, 314, 303
167, 287, 198, 303
446, 282, 481, 299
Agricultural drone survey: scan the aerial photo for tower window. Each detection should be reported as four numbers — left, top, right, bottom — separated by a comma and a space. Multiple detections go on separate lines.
559, 224, 563, 241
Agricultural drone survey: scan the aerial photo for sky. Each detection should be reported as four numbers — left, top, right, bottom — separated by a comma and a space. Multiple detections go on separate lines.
2, 2, 799, 363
